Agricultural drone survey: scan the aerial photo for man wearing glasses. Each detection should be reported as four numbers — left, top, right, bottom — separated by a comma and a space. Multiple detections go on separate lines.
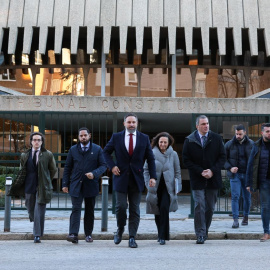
20, 132, 57, 243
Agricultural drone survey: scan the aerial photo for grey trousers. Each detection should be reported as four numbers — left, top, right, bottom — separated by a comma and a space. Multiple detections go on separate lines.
25, 193, 46, 237
192, 189, 218, 237
115, 190, 142, 237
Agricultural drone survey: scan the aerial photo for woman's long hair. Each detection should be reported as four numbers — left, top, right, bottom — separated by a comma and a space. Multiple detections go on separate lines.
151, 132, 175, 149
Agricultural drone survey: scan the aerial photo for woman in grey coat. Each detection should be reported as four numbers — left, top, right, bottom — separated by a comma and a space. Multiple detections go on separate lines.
144, 132, 182, 245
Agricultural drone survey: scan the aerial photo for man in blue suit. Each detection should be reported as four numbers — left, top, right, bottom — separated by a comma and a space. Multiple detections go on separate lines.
62, 127, 107, 244
103, 113, 157, 248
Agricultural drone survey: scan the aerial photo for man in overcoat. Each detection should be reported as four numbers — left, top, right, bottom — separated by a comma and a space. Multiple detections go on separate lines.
182, 115, 226, 244
18, 132, 57, 243
62, 127, 107, 244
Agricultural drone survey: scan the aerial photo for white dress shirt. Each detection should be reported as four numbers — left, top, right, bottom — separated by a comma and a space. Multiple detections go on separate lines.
125, 130, 137, 152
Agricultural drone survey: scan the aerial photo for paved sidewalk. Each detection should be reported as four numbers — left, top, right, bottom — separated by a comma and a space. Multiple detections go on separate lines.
0, 195, 264, 241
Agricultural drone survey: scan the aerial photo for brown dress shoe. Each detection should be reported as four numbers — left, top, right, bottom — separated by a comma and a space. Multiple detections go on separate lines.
260, 234, 270, 242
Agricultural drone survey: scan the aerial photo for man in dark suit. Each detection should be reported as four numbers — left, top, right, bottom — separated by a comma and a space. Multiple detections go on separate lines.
103, 113, 157, 248
62, 127, 107, 244
182, 115, 226, 244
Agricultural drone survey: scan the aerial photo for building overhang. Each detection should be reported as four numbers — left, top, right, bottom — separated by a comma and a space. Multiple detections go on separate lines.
0, 0, 270, 68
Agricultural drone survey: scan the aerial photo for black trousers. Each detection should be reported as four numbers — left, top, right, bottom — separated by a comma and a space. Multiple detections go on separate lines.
115, 175, 141, 237
155, 177, 170, 240
69, 191, 96, 236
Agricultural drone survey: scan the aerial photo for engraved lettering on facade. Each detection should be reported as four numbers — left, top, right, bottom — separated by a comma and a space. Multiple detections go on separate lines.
166, 100, 173, 112
147, 100, 155, 111
34, 98, 41, 107
113, 100, 120, 109
218, 100, 225, 112
177, 100, 184, 111
102, 99, 109, 109
57, 98, 64, 108
69, 99, 75, 108
189, 101, 196, 110
46, 98, 52, 107
135, 100, 143, 110
231, 101, 237, 111
207, 101, 213, 111
79, 98, 86, 108
124, 99, 132, 111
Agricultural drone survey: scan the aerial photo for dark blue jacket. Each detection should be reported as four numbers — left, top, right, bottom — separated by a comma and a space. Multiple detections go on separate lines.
62, 142, 107, 197
103, 130, 157, 193
224, 135, 254, 178
246, 138, 269, 190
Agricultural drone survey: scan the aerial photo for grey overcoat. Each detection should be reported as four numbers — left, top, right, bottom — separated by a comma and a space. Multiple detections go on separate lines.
143, 146, 182, 215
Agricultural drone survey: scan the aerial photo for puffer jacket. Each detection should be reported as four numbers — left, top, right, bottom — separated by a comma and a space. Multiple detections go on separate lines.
246, 138, 269, 190
224, 135, 254, 178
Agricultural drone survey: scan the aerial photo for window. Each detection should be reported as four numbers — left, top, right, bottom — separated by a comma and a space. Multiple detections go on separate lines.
125, 68, 137, 87
0, 69, 16, 81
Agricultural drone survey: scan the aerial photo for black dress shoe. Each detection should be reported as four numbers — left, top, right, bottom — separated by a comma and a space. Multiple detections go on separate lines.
34, 236, 41, 243
157, 238, 160, 242
114, 228, 124, 245
203, 235, 208, 241
67, 234, 78, 244
159, 239, 166, 245
196, 236, 205, 244
129, 237, 138, 248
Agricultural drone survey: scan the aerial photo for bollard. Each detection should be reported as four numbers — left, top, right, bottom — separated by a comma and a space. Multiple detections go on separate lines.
101, 176, 109, 232
4, 177, 12, 232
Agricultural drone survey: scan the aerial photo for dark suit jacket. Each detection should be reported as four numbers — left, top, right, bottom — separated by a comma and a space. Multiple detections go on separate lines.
103, 130, 157, 193
62, 142, 107, 198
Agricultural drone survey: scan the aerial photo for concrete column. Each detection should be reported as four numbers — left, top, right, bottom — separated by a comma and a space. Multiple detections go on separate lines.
171, 54, 176, 97
244, 68, 250, 97
136, 67, 142, 97
101, 42, 106, 97
31, 67, 37, 95
190, 67, 197, 97
110, 68, 114, 96
83, 67, 90, 96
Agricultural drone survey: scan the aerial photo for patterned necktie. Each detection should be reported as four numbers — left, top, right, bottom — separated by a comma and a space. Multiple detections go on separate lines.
82, 146, 86, 152
33, 150, 38, 166
129, 134, 133, 156
201, 136, 207, 147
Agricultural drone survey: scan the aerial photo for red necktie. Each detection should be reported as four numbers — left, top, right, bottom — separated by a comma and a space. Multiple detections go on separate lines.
129, 134, 133, 156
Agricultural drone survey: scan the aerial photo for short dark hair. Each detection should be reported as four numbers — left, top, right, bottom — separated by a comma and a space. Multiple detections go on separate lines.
78, 127, 90, 134
124, 113, 138, 122
30, 132, 45, 149
196, 115, 208, 126
151, 132, 175, 149
235, 124, 246, 132
261, 123, 270, 131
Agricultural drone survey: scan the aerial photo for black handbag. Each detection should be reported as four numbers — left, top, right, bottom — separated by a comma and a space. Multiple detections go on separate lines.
7, 166, 27, 197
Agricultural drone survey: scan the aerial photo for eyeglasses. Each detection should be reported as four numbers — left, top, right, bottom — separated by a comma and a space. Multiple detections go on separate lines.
32, 139, 42, 142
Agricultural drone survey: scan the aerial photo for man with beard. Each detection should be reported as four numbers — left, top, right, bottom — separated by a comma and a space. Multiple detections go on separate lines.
246, 123, 270, 242
182, 115, 226, 244
224, 124, 254, 229
62, 127, 107, 244
103, 113, 156, 248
